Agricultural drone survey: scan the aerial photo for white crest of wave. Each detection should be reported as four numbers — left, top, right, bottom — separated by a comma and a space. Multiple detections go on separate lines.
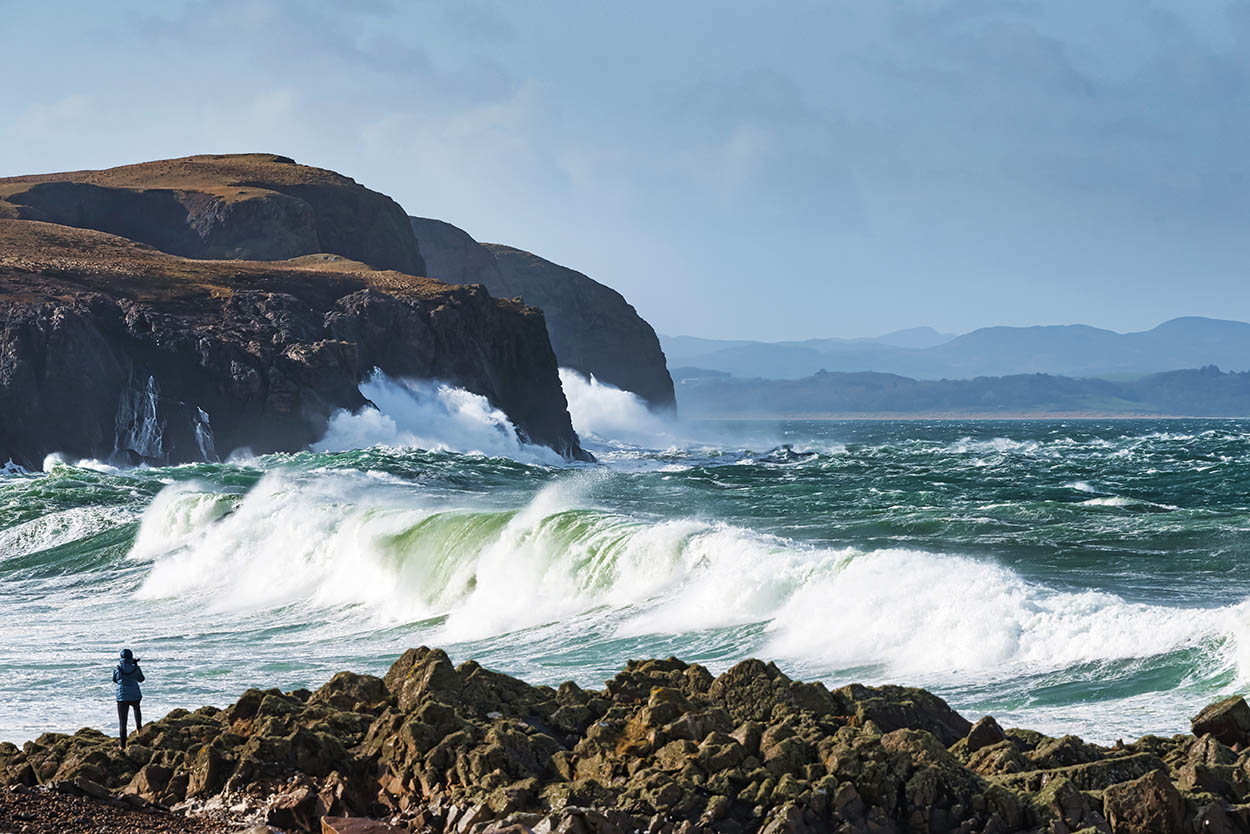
316, 371, 560, 463
132, 470, 440, 614
41, 453, 121, 474
0, 506, 134, 560
558, 369, 676, 448
764, 548, 1246, 679
128, 466, 1250, 686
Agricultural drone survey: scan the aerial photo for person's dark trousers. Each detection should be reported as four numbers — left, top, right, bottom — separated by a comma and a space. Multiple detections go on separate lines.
117, 700, 142, 749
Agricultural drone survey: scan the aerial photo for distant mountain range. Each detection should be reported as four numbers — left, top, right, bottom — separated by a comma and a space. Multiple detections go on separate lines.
662, 317, 1250, 381
677, 366, 1250, 418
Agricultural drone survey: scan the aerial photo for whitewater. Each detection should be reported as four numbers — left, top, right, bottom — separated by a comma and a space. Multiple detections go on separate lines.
2, 368, 1249, 746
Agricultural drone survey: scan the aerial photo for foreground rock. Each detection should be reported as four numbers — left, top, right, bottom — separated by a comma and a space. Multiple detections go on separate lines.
2, 650, 1248, 834
410, 217, 676, 412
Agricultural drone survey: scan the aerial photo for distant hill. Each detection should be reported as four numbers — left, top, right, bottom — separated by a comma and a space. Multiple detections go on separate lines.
663, 318, 1250, 380
677, 365, 1250, 418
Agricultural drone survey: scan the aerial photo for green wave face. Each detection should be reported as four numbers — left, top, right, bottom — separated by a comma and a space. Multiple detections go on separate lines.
2, 418, 1250, 745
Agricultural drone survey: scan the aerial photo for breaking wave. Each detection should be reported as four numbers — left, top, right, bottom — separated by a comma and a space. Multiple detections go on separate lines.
126, 468, 1250, 690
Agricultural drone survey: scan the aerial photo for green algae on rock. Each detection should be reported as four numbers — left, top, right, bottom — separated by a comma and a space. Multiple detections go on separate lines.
2, 649, 1249, 834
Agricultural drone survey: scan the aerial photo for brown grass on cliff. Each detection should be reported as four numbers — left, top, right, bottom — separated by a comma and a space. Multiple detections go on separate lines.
0, 219, 465, 309
0, 153, 355, 204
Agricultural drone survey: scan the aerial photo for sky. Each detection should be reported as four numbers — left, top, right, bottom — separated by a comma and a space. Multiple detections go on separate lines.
2, 0, 1249, 340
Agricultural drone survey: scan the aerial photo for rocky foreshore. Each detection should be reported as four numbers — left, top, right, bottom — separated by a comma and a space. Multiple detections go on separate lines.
2, 648, 1249, 834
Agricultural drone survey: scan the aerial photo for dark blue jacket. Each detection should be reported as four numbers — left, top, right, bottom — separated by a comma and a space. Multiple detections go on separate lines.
113, 657, 144, 702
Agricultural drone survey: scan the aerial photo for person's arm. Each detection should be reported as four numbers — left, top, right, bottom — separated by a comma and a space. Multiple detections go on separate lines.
113, 667, 120, 683
136, 666, 145, 683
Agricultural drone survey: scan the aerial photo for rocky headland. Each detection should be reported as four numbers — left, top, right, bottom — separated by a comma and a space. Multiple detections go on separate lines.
3, 648, 1248, 834
410, 218, 675, 412
0, 155, 590, 466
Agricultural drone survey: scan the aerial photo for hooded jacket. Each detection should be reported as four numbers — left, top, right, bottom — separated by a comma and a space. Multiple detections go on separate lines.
113, 652, 144, 702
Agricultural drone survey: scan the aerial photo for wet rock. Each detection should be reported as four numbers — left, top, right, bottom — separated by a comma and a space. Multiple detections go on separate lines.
1028, 733, 1106, 769
309, 673, 389, 715
1193, 697, 1250, 749
1102, 768, 1185, 834
964, 715, 1006, 754
1027, 776, 1109, 833
320, 816, 408, 833
124, 762, 172, 802
996, 751, 1164, 793
266, 781, 318, 831
0, 648, 1241, 834
835, 683, 972, 746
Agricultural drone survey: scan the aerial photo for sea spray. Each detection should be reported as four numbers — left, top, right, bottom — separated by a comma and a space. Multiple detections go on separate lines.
559, 369, 678, 448
316, 371, 563, 463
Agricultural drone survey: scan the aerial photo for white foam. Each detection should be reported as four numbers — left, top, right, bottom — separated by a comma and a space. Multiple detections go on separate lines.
0, 506, 134, 560
127, 482, 240, 562
316, 371, 561, 464
41, 453, 122, 474
764, 547, 1244, 679
559, 369, 678, 449
126, 464, 1250, 691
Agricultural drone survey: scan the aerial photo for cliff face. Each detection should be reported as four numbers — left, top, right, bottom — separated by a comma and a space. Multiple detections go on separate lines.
0, 154, 425, 275
410, 217, 676, 412
0, 220, 587, 467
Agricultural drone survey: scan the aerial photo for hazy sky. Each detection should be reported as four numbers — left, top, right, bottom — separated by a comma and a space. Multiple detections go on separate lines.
4, 1, 1249, 340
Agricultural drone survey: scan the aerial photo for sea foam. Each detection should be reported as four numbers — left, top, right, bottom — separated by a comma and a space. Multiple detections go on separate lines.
126, 466, 1250, 694
316, 371, 562, 463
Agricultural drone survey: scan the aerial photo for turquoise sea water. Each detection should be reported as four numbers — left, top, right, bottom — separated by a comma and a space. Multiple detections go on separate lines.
3, 408, 1249, 745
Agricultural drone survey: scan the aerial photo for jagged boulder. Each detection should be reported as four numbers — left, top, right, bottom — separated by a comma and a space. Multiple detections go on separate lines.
835, 683, 972, 747
1102, 768, 1185, 834
1192, 696, 1250, 749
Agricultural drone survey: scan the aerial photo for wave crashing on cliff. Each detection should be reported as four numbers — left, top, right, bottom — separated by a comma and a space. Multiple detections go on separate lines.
316, 371, 563, 463
559, 369, 678, 450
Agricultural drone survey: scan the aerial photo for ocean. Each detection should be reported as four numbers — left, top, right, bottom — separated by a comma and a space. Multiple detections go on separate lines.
2, 370, 1248, 746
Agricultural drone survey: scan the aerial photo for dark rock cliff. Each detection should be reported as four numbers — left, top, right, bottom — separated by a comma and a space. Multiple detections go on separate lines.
0, 220, 587, 467
410, 217, 676, 411
0, 154, 425, 275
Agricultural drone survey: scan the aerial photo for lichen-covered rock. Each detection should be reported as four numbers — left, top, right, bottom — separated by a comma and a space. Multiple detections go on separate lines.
2, 654, 1247, 834
1192, 696, 1250, 749
834, 683, 971, 746
1102, 768, 1185, 834
964, 715, 1006, 754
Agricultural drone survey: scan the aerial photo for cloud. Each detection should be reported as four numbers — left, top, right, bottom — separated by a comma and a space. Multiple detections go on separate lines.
2, 0, 1249, 338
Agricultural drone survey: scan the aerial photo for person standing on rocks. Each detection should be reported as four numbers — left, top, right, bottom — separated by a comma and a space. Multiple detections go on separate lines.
112, 648, 144, 750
